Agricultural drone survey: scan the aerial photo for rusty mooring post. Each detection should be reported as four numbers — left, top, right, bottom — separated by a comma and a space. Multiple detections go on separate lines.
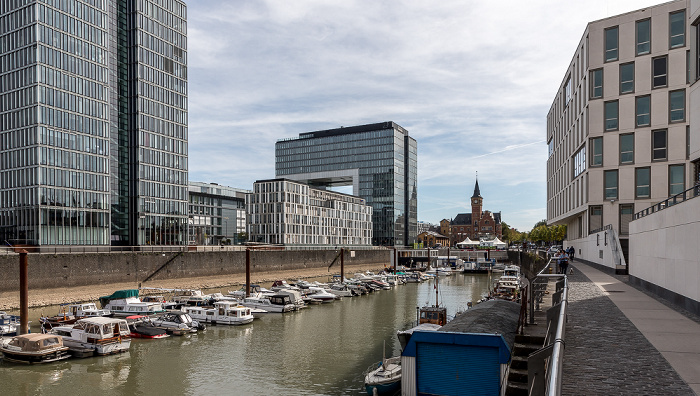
19, 249, 29, 335
245, 248, 251, 297
340, 248, 344, 281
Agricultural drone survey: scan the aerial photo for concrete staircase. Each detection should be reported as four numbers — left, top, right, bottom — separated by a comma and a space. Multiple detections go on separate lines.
505, 334, 546, 396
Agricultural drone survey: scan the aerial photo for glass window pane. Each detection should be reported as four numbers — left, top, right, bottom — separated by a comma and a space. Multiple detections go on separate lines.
590, 69, 603, 98
620, 134, 634, 164
653, 130, 667, 160
605, 101, 618, 130
605, 27, 619, 61
669, 165, 685, 195
620, 63, 634, 94
636, 168, 650, 198
605, 170, 618, 199
636, 19, 650, 55
670, 11, 685, 48
653, 57, 667, 87
669, 90, 685, 122
636, 96, 650, 127
591, 137, 603, 166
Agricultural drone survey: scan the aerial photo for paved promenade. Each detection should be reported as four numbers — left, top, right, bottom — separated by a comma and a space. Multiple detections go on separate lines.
562, 261, 699, 395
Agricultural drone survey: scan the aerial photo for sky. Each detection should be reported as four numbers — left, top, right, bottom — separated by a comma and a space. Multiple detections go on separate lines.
185, 0, 659, 232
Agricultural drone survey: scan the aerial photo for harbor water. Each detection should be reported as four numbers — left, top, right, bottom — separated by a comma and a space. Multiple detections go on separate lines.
1, 273, 493, 395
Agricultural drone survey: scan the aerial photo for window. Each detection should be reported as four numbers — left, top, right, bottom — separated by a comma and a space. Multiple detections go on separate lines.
652, 130, 667, 161
573, 146, 586, 178
619, 204, 634, 235
590, 69, 603, 99
605, 26, 618, 62
636, 19, 651, 55
669, 10, 685, 48
590, 206, 603, 232
652, 56, 667, 88
635, 167, 651, 198
635, 95, 650, 127
669, 89, 685, 122
620, 63, 634, 94
669, 164, 685, 196
620, 134, 634, 164
590, 137, 603, 166
565, 77, 572, 105
548, 139, 554, 157
604, 170, 618, 199
604, 100, 618, 131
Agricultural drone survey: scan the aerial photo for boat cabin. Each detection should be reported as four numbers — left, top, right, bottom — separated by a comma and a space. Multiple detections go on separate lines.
419, 306, 447, 326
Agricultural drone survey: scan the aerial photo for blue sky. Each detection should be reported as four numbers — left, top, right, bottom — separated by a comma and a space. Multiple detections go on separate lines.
186, 0, 655, 232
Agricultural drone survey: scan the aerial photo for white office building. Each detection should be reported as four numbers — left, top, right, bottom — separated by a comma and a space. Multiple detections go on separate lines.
247, 179, 373, 246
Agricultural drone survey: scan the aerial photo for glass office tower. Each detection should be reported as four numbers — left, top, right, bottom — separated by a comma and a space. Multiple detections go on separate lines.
276, 121, 418, 246
0, 0, 188, 246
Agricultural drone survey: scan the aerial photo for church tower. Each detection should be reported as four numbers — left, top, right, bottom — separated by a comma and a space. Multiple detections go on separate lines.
471, 179, 482, 231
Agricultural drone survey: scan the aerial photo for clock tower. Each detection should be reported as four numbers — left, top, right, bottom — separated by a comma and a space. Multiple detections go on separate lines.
471, 179, 482, 235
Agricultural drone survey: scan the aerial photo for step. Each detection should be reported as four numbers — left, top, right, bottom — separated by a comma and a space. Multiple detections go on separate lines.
513, 343, 540, 356
510, 355, 528, 370
505, 381, 529, 396
514, 334, 545, 345
507, 367, 528, 383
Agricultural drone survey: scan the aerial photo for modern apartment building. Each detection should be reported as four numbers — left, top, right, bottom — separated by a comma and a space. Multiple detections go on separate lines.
0, 0, 188, 246
276, 122, 417, 246
246, 179, 373, 246
546, 0, 692, 263
188, 182, 248, 246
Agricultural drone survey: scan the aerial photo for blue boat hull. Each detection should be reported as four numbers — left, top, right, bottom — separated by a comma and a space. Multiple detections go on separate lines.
365, 380, 400, 395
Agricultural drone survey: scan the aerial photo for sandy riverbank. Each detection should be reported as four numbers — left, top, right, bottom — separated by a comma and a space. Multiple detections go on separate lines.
0, 263, 388, 311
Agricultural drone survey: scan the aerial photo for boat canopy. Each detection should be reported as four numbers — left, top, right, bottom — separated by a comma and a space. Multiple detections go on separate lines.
99, 289, 139, 307
7, 334, 64, 351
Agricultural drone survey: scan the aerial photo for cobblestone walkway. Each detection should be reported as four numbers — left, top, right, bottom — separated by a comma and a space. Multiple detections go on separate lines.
561, 263, 694, 395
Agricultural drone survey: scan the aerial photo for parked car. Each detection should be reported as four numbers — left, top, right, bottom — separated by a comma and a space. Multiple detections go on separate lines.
547, 245, 562, 255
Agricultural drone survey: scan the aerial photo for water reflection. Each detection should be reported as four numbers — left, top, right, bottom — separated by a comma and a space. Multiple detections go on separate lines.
1, 274, 491, 395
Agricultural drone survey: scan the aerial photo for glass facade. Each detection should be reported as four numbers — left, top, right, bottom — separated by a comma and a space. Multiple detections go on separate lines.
188, 182, 248, 246
0, 0, 188, 246
275, 122, 417, 246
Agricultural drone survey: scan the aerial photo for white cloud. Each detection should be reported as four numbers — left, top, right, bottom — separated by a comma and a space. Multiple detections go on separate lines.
186, 0, 659, 231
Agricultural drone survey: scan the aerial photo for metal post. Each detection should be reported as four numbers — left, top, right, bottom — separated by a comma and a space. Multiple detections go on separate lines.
340, 248, 344, 281
19, 249, 29, 335
245, 248, 251, 297
393, 247, 397, 273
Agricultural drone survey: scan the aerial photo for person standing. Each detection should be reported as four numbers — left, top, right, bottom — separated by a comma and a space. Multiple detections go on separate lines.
567, 246, 575, 262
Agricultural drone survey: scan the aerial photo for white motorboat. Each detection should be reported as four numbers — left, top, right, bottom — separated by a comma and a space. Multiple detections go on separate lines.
150, 312, 204, 335
185, 301, 254, 326
328, 283, 355, 297
241, 296, 295, 313
66, 303, 111, 318
99, 289, 166, 317
306, 287, 337, 303
49, 317, 131, 357
1, 333, 71, 364
273, 289, 307, 310
0, 311, 19, 336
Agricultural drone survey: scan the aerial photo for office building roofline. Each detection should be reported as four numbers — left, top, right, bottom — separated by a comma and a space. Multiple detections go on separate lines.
276, 121, 408, 143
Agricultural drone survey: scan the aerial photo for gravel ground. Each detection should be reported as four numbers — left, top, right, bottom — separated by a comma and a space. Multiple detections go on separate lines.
0, 263, 386, 310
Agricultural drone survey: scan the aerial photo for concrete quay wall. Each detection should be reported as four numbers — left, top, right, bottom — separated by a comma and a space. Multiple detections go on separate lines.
0, 249, 390, 292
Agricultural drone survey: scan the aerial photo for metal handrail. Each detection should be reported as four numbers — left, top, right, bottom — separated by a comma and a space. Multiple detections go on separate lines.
634, 183, 700, 220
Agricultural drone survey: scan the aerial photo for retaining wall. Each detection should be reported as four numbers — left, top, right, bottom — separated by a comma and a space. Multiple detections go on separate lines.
0, 249, 390, 292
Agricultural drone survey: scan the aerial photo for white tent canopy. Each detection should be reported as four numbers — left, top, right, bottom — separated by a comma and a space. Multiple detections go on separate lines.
456, 237, 480, 248
480, 237, 507, 248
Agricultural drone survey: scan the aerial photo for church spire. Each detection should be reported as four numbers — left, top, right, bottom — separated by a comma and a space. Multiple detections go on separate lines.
471, 176, 481, 198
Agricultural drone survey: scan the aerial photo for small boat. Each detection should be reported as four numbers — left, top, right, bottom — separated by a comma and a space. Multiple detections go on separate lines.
241, 296, 295, 313
125, 316, 169, 339
150, 312, 204, 335
0, 311, 20, 336
1, 333, 71, 364
185, 301, 254, 326
306, 287, 337, 303
328, 283, 355, 297
364, 341, 401, 396
49, 317, 131, 357
99, 289, 166, 317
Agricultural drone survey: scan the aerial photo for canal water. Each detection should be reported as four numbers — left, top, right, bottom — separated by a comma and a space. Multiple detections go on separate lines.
1, 273, 493, 395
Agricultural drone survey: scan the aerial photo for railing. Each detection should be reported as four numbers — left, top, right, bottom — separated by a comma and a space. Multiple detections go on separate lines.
528, 258, 569, 396
635, 183, 700, 220
0, 244, 389, 255
588, 223, 611, 235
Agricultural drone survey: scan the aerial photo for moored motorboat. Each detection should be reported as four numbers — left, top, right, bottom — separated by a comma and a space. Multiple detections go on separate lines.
0, 311, 20, 336
150, 312, 204, 335
185, 301, 254, 326
364, 356, 401, 395
241, 296, 295, 313
99, 289, 166, 317
0, 334, 71, 364
49, 317, 131, 357
306, 287, 337, 303
125, 316, 169, 339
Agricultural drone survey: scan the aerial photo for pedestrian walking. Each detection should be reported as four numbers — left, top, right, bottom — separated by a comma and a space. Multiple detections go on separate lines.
567, 246, 575, 262
559, 250, 570, 275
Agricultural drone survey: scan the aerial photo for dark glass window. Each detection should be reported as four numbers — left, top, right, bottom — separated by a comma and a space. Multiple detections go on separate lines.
590, 206, 603, 231
590, 69, 603, 99
669, 164, 685, 195
604, 100, 618, 131
590, 137, 603, 166
652, 130, 667, 161
669, 10, 685, 48
635, 167, 651, 198
636, 19, 651, 55
620, 134, 634, 164
652, 56, 667, 88
605, 27, 619, 62
604, 170, 619, 199
636, 95, 651, 127
620, 62, 634, 94
669, 89, 685, 122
